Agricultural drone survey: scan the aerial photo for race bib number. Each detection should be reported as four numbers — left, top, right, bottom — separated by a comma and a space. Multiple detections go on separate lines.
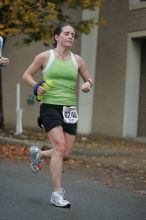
63, 106, 78, 124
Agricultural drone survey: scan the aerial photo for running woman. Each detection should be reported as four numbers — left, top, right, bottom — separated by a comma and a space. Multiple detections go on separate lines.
22, 23, 93, 208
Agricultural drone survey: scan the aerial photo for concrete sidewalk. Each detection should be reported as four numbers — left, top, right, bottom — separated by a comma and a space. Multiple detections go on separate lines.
0, 134, 146, 171
0, 132, 146, 193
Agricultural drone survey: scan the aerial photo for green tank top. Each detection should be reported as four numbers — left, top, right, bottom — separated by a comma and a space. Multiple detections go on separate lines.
42, 50, 78, 106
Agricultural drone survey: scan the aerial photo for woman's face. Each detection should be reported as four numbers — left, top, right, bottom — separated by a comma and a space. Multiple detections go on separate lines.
55, 25, 76, 48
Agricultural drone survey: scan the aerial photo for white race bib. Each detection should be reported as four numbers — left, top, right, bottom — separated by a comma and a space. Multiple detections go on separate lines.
63, 106, 78, 124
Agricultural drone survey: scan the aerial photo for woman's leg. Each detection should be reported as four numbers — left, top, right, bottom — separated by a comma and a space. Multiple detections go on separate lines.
39, 149, 53, 159
45, 126, 66, 192
38, 128, 75, 191
64, 132, 76, 158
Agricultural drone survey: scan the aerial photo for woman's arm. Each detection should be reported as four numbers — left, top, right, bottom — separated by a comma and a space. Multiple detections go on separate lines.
22, 52, 46, 87
22, 51, 49, 96
76, 55, 93, 93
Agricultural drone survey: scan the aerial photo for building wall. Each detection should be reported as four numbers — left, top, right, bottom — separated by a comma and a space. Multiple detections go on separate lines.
3, 1, 146, 137
92, 0, 146, 137
3, 38, 46, 129
77, 9, 100, 134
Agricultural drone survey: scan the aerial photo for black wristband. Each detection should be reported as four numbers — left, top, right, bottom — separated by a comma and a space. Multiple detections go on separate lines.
33, 80, 45, 96
86, 79, 93, 88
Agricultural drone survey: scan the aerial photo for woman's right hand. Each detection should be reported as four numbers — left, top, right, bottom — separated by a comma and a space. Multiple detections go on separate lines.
37, 85, 47, 95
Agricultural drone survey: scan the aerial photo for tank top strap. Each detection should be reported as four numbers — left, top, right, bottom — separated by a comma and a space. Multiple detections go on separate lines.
70, 52, 78, 70
43, 50, 78, 74
42, 49, 55, 74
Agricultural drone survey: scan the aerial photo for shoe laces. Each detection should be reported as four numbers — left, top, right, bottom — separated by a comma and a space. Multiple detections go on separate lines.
60, 187, 66, 199
54, 188, 66, 200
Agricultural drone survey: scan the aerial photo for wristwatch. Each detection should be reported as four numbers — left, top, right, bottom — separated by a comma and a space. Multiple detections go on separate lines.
86, 79, 93, 88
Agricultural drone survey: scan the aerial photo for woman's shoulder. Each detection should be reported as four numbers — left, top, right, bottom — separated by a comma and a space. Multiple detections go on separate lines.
37, 50, 50, 58
34, 50, 52, 63
72, 54, 84, 68
74, 54, 81, 60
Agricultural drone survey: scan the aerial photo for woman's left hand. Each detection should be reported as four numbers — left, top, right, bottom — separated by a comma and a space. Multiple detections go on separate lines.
81, 81, 91, 93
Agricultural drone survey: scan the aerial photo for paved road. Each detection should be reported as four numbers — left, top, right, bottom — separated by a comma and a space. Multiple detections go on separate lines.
0, 159, 146, 220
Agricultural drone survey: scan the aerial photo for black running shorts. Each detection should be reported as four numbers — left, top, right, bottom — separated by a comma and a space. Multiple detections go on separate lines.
38, 103, 77, 135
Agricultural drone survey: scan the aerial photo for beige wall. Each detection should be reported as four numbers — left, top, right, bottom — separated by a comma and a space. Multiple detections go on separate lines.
92, 0, 146, 137
3, 1, 146, 137
92, 0, 129, 136
3, 37, 46, 128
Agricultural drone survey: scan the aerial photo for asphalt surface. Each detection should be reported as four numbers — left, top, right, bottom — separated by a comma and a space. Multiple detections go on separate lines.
0, 159, 146, 220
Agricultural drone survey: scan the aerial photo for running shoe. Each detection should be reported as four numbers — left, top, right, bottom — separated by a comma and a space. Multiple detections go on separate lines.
50, 188, 71, 208
29, 146, 42, 173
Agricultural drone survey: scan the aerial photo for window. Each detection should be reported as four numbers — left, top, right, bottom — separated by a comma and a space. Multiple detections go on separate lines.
129, 0, 146, 10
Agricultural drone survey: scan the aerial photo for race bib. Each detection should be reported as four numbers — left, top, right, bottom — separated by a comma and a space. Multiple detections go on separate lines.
63, 106, 78, 124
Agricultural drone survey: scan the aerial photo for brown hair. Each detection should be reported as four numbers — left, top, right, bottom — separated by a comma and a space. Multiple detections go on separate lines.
53, 23, 75, 48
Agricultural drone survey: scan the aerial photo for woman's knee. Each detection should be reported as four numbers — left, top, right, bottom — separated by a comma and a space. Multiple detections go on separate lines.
53, 139, 66, 156
64, 149, 72, 158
